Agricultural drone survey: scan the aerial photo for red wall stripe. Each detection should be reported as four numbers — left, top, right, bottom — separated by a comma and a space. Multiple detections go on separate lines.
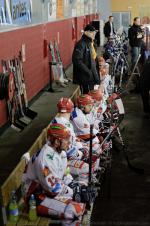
0, 14, 98, 127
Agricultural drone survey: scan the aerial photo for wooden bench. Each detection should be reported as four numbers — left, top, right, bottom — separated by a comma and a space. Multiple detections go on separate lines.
0, 87, 93, 226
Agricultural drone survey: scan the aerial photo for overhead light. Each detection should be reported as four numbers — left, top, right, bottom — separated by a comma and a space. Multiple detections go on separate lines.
128, 6, 132, 9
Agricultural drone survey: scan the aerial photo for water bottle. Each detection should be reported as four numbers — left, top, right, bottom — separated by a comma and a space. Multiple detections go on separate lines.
28, 194, 37, 221
65, 167, 70, 176
8, 190, 19, 223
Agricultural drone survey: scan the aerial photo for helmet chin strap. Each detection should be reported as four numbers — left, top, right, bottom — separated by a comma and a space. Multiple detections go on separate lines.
83, 108, 88, 114
56, 146, 62, 154
54, 139, 63, 154
80, 106, 87, 114
82, 106, 92, 115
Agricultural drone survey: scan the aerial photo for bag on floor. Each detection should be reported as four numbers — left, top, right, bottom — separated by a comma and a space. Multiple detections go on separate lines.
37, 195, 85, 220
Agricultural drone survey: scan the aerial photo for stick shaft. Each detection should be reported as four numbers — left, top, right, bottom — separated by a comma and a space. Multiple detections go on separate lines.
89, 124, 94, 184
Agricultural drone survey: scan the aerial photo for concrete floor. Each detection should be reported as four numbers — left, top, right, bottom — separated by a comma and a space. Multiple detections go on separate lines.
1, 64, 150, 225
91, 92, 150, 225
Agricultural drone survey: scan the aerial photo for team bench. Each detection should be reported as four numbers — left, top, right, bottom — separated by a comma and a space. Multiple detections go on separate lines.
0, 87, 92, 226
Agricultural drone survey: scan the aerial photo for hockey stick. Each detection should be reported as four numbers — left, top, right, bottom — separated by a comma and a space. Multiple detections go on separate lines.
111, 94, 144, 174
49, 42, 59, 81
89, 124, 101, 186
18, 53, 37, 119
99, 119, 144, 174
108, 91, 144, 175
10, 59, 31, 125
54, 40, 67, 83
119, 58, 124, 88
89, 124, 93, 185
49, 42, 67, 88
116, 126, 144, 174
1, 60, 24, 131
54, 40, 72, 82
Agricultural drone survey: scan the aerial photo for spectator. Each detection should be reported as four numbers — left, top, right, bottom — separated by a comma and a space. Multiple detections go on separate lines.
139, 56, 150, 118
72, 24, 100, 94
104, 16, 115, 39
128, 17, 144, 70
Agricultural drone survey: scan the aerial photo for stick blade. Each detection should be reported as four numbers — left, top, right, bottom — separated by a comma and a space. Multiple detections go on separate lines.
11, 123, 24, 132
24, 108, 38, 119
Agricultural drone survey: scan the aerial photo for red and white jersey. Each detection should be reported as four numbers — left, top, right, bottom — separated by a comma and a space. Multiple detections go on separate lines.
51, 116, 83, 158
51, 116, 78, 146
85, 107, 97, 124
71, 107, 98, 136
98, 101, 108, 115
71, 107, 102, 156
85, 106, 100, 131
100, 74, 112, 98
23, 144, 71, 196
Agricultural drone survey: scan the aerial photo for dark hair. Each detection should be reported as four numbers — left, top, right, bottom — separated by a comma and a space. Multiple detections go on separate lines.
134, 17, 140, 21
109, 16, 114, 19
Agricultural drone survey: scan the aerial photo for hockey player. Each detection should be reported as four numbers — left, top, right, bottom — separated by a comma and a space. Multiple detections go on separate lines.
97, 58, 119, 118
88, 89, 114, 157
98, 55, 113, 98
98, 56, 106, 68
88, 89, 104, 123
99, 64, 113, 98
71, 95, 102, 168
51, 97, 89, 183
22, 124, 85, 219
71, 94, 99, 137
22, 124, 73, 198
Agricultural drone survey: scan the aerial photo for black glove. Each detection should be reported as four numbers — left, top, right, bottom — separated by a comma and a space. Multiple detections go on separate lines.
69, 181, 98, 203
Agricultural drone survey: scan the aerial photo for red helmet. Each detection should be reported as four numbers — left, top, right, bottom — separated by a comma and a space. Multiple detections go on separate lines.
77, 94, 94, 108
57, 97, 74, 113
88, 89, 103, 102
47, 123, 71, 139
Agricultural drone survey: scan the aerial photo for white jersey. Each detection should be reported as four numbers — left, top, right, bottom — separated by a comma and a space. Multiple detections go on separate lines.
100, 74, 112, 98
51, 116, 83, 158
71, 107, 98, 136
22, 146, 85, 220
71, 107, 102, 157
85, 106, 100, 131
23, 144, 71, 196
85, 107, 96, 124
99, 101, 108, 114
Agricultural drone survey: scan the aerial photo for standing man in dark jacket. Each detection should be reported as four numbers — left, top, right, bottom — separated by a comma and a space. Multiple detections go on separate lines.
104, 16, 115, 39
72, 24, 100, 94
128, 17, 144, 69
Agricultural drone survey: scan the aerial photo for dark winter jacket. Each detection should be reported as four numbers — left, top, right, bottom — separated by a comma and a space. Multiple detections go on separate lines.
72, 34, 100, 86
128, 24, 144, 47
104, 21, 115, 38
139, 56, 150, 90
